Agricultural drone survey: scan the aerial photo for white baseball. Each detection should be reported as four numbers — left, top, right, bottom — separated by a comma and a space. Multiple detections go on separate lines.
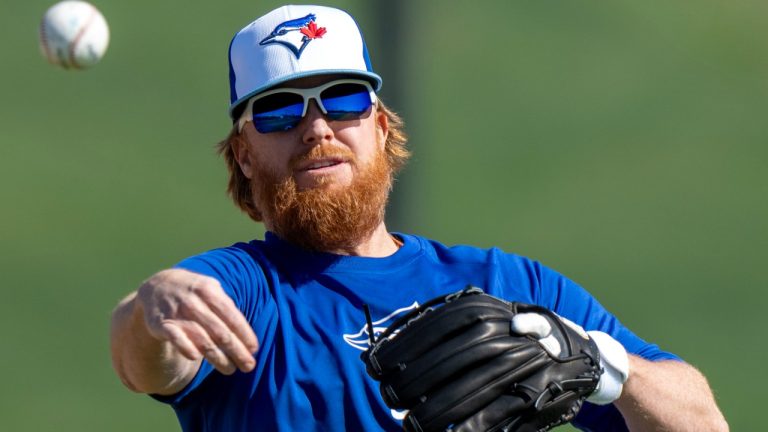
39, 1, 110, 69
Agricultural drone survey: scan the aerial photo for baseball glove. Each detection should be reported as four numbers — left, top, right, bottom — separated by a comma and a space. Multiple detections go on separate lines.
360, 287, 602, 432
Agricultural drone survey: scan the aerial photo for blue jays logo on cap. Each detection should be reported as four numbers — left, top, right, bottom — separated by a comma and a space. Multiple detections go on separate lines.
259, 13, 328, 59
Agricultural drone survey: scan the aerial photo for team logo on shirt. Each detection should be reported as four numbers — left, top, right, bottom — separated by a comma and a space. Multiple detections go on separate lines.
342, 301, 419, 351
344, 302, 420, 422
260, 13, 327, 59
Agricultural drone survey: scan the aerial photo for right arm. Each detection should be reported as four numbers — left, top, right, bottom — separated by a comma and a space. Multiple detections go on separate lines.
110, 268, 259, 395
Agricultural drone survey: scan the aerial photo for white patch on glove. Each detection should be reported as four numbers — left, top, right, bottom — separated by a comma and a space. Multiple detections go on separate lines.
510, 312, 630, 405
510, 312, 563, 357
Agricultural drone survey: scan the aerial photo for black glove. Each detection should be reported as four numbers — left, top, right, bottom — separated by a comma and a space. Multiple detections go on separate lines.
360, 287, 602, 432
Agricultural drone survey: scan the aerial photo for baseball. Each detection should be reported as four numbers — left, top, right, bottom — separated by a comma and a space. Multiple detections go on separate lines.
39, 1, 110, 69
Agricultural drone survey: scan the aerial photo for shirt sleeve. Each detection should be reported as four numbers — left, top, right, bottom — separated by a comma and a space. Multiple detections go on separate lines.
533, 261, 680, 361
150, 243, 268, 406
527, 259, 682, 431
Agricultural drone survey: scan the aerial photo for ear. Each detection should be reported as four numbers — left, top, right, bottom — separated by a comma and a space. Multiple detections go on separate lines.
375, 106, 389, 148
233, 131, 254, 179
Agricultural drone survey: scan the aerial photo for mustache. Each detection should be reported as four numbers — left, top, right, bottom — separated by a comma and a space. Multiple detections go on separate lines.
289, 145, 356, 170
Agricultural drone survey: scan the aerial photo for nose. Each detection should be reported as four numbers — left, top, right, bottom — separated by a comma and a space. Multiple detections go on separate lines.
301, 100, 334, 146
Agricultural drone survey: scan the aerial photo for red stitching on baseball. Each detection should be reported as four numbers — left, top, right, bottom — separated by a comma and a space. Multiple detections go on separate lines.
68, 3, 98, 70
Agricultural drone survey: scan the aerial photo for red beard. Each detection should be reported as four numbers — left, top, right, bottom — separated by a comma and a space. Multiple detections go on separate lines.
250, 144, 393, 252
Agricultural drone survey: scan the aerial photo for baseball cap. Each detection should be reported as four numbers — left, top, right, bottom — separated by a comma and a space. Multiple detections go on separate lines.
227, 5, 382, 119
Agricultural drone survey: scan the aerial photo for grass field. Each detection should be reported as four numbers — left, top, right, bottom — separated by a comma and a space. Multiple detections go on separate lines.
1, 0, 764, 430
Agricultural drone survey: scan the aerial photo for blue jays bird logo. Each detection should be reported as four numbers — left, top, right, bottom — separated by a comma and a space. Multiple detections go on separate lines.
260, 13, 327, 59
342, 301, 419, 351
343, 302, 420, 422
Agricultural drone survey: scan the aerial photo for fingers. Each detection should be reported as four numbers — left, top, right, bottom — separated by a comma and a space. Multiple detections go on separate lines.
190, 320, 239, 375
196, 283, 259, 354
141, 270, 259, 375
182, 296, 256, 373
160, 320, 203, 361
156, 317, 242, 375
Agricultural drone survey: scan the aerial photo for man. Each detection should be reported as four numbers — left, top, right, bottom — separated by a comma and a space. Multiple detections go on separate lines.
110, 5, 728, 431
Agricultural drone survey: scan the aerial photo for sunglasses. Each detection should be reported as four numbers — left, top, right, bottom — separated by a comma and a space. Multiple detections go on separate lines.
237, 79, 377, 134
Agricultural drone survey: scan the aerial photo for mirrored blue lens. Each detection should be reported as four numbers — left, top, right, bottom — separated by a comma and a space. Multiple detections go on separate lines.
249, 83, 372, 133
252, 93, 304, 133
321, 84, 372, 120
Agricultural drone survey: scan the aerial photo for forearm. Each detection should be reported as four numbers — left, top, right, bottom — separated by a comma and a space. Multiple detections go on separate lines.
614, 355, 728, 431
109, 292, 200, 395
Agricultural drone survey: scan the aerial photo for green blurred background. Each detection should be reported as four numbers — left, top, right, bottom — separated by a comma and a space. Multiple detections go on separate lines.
1, 0, 764, 430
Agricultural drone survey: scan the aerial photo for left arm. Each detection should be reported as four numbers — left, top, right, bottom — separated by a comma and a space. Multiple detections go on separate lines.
615, 355, 728, 431
510, 307, 728, 431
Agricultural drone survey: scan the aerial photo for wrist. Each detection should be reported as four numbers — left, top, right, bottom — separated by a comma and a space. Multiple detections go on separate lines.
586, 331, 630, 405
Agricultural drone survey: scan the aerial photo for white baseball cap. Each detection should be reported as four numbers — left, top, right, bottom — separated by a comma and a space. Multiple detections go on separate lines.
227, 5, 382, 119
